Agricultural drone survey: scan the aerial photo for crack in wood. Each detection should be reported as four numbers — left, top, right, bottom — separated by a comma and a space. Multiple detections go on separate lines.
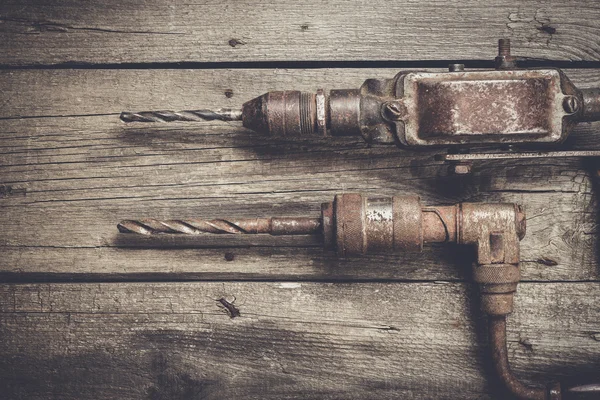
0, 17, 184, 35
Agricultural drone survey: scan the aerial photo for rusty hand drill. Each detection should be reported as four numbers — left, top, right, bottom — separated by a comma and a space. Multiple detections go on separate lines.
122, 39, 600, 166
118, 194, 598, 399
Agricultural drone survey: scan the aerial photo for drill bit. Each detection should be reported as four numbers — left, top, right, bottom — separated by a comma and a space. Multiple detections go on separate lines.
120, 108, 242, 123
117, 217, 322, 235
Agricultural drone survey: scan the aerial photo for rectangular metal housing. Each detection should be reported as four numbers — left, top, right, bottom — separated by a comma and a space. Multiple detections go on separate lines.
396, 69, 568, 146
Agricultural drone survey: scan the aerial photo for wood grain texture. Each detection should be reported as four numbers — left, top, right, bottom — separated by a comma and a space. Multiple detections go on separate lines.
1, 281, 598, 400
0, 0, 600, 65
1, 68, 599, 281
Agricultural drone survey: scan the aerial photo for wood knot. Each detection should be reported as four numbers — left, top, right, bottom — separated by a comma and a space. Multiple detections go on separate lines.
0, 185, 26, 198
228, 38, 246, 47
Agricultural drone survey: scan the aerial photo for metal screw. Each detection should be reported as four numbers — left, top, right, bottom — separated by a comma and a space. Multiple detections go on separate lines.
495, 38, 516, 69
382, 101, 405, 121
562, 96, 580, 114
498, 39, 511, 57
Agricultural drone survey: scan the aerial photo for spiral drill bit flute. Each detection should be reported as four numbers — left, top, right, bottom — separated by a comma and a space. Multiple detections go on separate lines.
118, 193, 598, 399
121, 40, 600, 167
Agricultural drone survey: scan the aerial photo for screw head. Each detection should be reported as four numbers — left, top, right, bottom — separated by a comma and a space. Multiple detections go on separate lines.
382, 101, 406, 121
562, 96, 580, 114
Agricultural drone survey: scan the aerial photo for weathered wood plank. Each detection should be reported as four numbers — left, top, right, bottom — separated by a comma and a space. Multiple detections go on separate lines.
0, 282, 598, 399
0, 1, 600, 65
1, 68, 599, 281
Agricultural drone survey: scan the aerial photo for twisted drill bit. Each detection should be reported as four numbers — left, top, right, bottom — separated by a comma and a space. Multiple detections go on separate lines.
118, 217, 322, 236
120, 108, 243, 123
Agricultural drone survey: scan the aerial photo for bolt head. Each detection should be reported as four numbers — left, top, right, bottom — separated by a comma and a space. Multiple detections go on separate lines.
382, 101, 406, 121
562, 96, 580, 114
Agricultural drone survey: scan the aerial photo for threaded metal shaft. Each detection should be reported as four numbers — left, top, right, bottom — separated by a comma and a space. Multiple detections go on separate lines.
120, 109, 243, 123
117, 217, 322, 236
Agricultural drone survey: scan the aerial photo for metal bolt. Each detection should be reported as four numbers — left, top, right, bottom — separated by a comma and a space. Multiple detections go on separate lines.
498, 39, 511, 57
448, 64, 465, 72
382, 101, 405, 121
562, 96, 580, 114
495, 38, 516, 69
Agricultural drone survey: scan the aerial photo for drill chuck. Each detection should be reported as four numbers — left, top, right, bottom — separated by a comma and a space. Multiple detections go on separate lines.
241, 89, 362, 138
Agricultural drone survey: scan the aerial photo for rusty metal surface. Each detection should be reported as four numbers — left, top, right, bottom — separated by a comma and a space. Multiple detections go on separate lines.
333, 193, 365, 256
241, 91, 317, 136
581, 88, 600, 122
458, 203, 522, 265
398, 69, 568, 146
489, 317, 549, 400
422, 205, 457, 243
119, 194, 524, 262
364, 196, 394, 253
392, 195, 424, 252
328, 89, 362, 137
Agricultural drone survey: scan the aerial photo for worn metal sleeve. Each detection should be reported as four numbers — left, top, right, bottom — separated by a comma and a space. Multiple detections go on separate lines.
474, 263, 520, 288
481, 293, 515, 317
392, 195, 423, 252
422, 205, 457, 243
581, 88, 600, 122
364, 196, 394, 253
328, 89, 362, 136
489, 317, 552, 400
266, 91, 286, 136
334, 193, 366, 256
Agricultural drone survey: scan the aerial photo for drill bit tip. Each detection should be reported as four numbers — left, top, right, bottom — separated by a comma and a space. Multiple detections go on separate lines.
120, 108, 243, 123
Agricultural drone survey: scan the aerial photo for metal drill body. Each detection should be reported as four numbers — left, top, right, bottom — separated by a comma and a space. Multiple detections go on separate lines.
118, 193, 599, 399
121, 40, 600, 156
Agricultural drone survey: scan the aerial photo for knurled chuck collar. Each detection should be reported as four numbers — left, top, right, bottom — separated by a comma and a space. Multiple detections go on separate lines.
321, 193, 424, 257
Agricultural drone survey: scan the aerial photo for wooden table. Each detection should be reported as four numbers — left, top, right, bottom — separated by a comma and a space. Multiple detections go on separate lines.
1, 1, 599, 398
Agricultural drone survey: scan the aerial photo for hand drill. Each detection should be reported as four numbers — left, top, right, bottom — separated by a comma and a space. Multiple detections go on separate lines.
118, 193, 599, 399
122, 39, 600, 161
